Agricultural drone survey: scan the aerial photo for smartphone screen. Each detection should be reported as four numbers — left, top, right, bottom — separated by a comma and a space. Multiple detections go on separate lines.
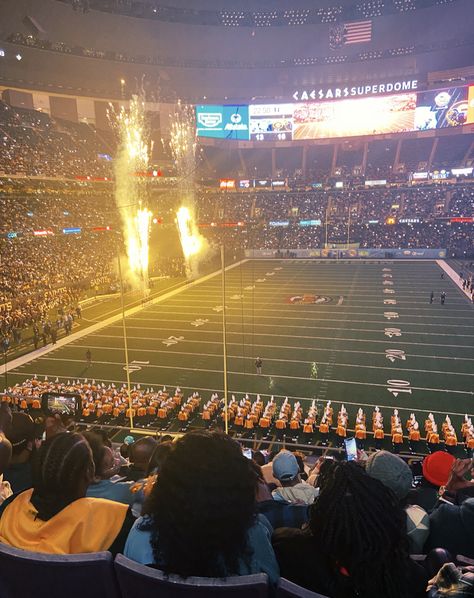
41, 392, 80, 417
242, 448, 253, 459
344, 437, 357, 462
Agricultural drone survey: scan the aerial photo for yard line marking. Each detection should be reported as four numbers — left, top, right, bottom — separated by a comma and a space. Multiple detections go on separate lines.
159, 303, 473, 321
29, 357, 474, 394
43, 344, 474, 375
107, 318, 474, 334
146, 300, 473, 311
80, 336, 474, 362
87, 328, 474, 349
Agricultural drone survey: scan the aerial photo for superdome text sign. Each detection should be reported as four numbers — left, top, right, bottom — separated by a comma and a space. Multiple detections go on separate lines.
292, 79, 419, 101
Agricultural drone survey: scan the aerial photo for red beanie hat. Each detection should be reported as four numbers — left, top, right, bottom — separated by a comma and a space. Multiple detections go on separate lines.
422, 451, 455, 487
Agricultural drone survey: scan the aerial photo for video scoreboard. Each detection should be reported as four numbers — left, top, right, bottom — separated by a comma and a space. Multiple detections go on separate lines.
196, 83, 474, 142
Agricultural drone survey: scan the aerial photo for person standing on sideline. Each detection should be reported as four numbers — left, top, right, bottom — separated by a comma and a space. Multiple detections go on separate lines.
441, 292, 446, 305
429, 291, 434, 304
86, 349, 92, 367
255, 357, 263, 375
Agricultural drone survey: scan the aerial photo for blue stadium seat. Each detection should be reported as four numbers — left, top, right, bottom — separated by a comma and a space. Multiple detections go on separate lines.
114, 553, 268, 597
277, 577, 330, 597
0, 544, 119, 598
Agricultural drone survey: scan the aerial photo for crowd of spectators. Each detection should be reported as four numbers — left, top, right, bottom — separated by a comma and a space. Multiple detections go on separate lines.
0, 396, 472, 596
0, 234, 118, 344
198, 185, 474, 256
0, 100, 113, 178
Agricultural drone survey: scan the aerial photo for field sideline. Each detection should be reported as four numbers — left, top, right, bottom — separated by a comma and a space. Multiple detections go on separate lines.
5, 258, 474, 444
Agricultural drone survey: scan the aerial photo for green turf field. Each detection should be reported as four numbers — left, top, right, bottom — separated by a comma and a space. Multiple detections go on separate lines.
6, 259, 474, 442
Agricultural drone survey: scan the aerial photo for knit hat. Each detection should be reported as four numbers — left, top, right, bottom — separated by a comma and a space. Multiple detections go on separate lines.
272, 450, 299, 482
365, 450, 413, 500
422, 451, 455, 487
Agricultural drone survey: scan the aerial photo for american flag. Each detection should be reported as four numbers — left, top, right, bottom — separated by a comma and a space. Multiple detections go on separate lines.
343, 20, 372, 44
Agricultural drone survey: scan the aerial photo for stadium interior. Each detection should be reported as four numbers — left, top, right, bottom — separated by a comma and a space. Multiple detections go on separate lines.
0, 0, 473, 596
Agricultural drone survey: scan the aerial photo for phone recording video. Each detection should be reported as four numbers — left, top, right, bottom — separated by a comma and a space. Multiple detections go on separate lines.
242, 448, 253, 460
41, 392, 80, 418
344, 437, 357, 462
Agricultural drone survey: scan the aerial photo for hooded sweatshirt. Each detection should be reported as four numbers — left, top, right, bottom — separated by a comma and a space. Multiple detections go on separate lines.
0, 489, 128, 554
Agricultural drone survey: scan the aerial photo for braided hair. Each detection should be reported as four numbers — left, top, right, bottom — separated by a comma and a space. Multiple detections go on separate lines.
310, 461, 409, 598
31, 432, 94, 521
145, 430, 258, 578
82, 431, 107, 477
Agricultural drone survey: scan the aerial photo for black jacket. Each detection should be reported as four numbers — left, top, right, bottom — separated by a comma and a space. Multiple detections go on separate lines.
272, 526, 427, 598
425, 498, 474, 558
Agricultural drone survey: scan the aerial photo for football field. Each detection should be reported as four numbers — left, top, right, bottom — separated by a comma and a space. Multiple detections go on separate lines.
7, 259, 474, 440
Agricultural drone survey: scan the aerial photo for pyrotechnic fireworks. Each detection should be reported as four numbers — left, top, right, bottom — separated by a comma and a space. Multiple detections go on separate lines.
176, 206, 202, 259
113, 95, 152, 290
169, 101, 208, 278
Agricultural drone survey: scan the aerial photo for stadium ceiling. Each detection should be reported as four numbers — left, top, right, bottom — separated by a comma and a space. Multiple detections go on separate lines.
57, 0, 460, 27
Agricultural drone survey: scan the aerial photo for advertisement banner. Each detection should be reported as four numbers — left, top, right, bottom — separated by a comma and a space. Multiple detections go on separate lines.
245, 249, 446, 259
196, 104, 249, 140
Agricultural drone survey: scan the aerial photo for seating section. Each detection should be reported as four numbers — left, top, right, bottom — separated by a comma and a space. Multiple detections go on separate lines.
277, 578, 330, 598
0, 544, 119, 598
115, 554, 269, 597
0, 546, 317, 598
0, 100, 113, 178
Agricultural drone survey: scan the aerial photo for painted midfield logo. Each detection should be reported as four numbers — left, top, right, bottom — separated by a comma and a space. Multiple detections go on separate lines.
288, 294, 332, 304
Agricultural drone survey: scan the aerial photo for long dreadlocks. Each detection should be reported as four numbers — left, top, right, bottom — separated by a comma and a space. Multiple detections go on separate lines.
310, 460, 409, 598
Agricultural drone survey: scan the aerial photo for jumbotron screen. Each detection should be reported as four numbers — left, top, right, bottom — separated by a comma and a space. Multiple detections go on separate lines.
196, 84, 474, 141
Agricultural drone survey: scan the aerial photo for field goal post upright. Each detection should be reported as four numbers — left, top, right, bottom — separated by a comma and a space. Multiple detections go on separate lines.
117, 250, 134, 431
221, 244, 229, 435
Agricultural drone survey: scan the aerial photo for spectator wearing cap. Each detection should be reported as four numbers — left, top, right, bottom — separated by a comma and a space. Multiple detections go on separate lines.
252, 461, 309, 530
365, 451, 429, 553
271, 450, 317, 505
425, 458, 474, 558
407, 452, 455, 513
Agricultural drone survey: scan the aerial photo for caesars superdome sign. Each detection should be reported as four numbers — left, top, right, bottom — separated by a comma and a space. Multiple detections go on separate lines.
292, 79, 419, 101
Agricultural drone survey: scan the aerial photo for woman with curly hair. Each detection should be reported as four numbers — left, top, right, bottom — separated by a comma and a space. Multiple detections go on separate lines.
124, 430, 279, 584
272, 460, 427, 598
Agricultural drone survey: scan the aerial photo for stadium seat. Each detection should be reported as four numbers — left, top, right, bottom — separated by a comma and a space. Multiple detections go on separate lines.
277, 577, 330, 597
114, 553, 268, 597
424, 548, 453, 578
0, 544, 119, 598
457, 555, 474, 567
